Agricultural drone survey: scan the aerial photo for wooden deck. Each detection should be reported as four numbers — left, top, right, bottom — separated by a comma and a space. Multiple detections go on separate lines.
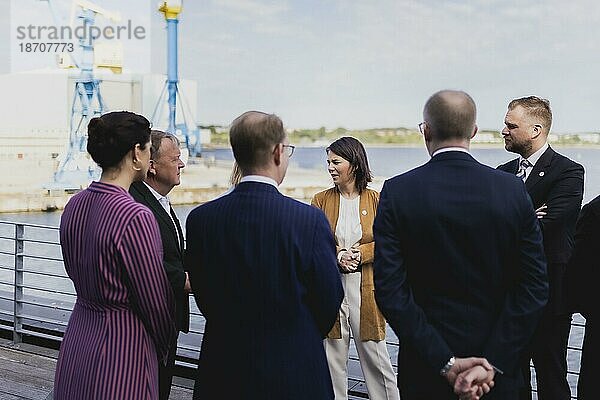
0, 339, 369, 400
0, 339, 193, 400
0, 342, 54, 400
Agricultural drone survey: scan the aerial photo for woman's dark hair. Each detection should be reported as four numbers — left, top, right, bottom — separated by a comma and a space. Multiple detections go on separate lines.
326, 136, 372, 193
87, 111, 151, 169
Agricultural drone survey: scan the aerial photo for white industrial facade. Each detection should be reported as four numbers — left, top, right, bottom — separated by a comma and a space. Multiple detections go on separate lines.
0, 70, 198, 159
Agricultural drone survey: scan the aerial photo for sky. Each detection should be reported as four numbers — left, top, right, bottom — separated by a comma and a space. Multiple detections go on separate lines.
2, 0, 600, 132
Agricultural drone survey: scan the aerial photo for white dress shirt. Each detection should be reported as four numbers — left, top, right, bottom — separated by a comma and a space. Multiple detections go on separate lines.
239, 175, 279, 188
143, 182, 180, 246
432, 146, 470, 157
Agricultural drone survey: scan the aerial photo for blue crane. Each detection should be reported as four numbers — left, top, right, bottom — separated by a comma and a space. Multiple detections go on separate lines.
152, 0, 202, 158
42, 0, 120, 189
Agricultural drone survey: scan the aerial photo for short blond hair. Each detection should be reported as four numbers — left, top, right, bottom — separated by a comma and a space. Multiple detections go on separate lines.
508, 96, 552, 134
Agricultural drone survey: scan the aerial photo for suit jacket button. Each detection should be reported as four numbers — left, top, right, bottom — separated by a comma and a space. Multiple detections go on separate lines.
361, 210, 367, 215
539, 171, 545, 177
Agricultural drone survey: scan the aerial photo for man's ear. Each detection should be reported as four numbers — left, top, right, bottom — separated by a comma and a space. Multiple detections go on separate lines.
422, 123, 432, 142
532, 124, 543, 139
470, 125, 478, 139
273, 143, 282, 166
148, 159, 157, 176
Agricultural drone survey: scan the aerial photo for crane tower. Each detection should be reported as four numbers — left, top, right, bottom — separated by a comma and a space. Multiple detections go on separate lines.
42, 0, 121, 189
151, 0, 202, 158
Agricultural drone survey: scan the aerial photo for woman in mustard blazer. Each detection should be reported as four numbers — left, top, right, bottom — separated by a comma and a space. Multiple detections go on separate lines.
311, 137, 399, 400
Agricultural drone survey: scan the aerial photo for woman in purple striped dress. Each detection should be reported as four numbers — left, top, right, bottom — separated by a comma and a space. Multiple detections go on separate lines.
54, 111, 177, 400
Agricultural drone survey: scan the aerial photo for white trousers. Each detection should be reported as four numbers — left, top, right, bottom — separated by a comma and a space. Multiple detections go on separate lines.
324, 272, 400, 400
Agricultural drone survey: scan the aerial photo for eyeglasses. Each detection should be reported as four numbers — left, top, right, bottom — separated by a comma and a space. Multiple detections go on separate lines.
282, 144, 295, 158
418, 122, 427, 135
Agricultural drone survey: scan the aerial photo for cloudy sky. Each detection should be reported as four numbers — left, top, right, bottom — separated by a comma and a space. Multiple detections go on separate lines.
3, 0, 600, 132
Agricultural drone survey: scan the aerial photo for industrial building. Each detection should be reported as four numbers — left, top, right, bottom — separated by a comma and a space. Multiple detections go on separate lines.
0, 69, 198, 160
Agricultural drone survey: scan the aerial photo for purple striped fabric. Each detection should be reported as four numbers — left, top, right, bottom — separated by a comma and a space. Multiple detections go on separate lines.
54, 181, 176, 400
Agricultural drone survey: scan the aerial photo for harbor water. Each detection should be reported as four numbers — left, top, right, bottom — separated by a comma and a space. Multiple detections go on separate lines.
2, 146, 600, 225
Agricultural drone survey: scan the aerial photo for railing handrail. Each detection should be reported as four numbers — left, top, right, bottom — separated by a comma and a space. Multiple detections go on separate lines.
0, 220, 60, 230
0, 220, 585, 398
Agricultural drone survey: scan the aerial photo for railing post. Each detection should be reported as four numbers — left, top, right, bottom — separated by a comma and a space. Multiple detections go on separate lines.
13, 223, 24, 344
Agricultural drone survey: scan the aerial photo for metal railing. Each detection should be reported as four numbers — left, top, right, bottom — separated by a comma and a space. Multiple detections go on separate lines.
0, 220, 584, 399
0, 219, 204, 370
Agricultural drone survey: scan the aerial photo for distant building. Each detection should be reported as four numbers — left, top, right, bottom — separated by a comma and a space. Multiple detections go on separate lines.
472, 132, 502, 143
199, 128, 212, 144
576, 133, 600, 143
0, 70, 199, 159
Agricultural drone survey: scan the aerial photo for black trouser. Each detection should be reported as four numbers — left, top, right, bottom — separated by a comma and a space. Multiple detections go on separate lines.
519, 314, 572, 400
159, 333, 179, 400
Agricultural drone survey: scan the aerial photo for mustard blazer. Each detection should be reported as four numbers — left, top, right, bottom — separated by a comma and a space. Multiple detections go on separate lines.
311, 187, 386, 341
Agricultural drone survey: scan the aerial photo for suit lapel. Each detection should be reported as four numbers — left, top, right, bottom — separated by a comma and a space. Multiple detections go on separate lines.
135, 182, 183, 255
169, 206, 184, 253
526, 146, 554, 192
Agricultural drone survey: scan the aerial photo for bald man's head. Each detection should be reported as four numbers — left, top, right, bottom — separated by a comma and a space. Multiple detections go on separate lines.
229, 111, 285, 173
423, 90, 477, 141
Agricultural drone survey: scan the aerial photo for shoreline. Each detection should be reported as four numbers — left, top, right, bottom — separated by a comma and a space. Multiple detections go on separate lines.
1, 144, 598, 213
203, 143, 600, 150
0, 161, 351, 213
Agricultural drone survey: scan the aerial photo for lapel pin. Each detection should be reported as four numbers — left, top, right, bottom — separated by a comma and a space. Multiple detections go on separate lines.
361, 210, 367, 216
539, 171, 545, 177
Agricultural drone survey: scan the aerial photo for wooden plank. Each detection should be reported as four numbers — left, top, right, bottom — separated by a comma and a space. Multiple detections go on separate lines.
0, 391, 29, 400
0, 346, 55, 400
0, 345, 196, 400
169, 385, 194, 400
0, 375, 51, 399
170, 376, 194, 399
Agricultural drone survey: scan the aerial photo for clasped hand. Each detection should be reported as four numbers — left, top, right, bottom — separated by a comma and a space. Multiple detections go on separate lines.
445, 357, 496, 400
338, 246, 361, 272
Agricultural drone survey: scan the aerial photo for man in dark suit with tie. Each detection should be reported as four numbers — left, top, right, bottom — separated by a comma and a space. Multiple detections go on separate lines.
498, 96, 584, 400
374, 90, 549, 400
130, 130, 190, 400
185, 111, 343, 399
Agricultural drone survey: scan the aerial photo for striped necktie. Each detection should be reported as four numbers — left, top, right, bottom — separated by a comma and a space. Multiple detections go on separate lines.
516, 159, 532, 181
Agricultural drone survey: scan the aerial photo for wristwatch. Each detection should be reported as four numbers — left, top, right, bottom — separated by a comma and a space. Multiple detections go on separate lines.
440, 356, 455, 376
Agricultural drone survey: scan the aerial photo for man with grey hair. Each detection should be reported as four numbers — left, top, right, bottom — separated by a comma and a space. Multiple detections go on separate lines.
130, 130, 190, 400
498, 96, 584, 400
374, 90, 548, 399
185, 111, 343, 399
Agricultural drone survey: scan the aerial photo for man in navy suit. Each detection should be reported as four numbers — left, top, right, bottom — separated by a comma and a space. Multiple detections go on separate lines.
498, 96, 584, 400
185, 111, 344, 399
374, 90, 549, 400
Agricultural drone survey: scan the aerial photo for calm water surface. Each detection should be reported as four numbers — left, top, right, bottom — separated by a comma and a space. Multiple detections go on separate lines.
1, 146, 599, 226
